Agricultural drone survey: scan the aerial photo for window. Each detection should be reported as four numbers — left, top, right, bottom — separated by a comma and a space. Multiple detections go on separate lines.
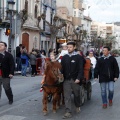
43, 6, 47, 31
50, 10, 54, 24
35, 5, 38, 18
16, 0, 18, 12
68, 25, 70, 33
25, 0, 28, 13
74, 11, 76, 17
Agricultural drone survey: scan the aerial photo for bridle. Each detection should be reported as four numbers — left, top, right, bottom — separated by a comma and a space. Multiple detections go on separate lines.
43, 67, 60, 88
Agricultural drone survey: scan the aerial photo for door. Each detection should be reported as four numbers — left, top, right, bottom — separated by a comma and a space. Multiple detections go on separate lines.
22, 33, 29, 52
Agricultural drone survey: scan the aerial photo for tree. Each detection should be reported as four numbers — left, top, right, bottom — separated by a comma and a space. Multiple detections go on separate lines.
40, 14, 67, 49
103, 36, 117, 49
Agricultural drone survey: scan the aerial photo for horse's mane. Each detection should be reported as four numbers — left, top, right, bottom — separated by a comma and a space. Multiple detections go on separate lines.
44, 61, 62, 85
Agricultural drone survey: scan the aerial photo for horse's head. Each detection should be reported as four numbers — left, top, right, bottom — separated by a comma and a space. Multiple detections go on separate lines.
44, 61, 62, 84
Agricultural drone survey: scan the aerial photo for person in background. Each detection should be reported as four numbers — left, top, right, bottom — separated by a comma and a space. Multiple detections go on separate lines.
86, 51, 89, 57
16, 44, 22, 73
87, 50, 97, 79
29, 50, 37, 77
0, 41, 15, 105
21, 46, 29, 77
94, 46, 119, 109
40, 47, 46, 56
48, 48, 54, 57
77, 50, 86, 66
56, 43, 68, 62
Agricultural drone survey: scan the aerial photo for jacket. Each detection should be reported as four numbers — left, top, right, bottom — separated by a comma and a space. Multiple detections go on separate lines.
29, 53, 37, 65
16, 46, 21, 57
0, 51, 15, 78
61, 52, 84, 82
94, 55, 119, 83
21, 53, 29, 66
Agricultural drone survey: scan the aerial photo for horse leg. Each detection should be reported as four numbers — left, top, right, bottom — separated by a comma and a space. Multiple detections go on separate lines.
57, 92, 61, 109
52, 93, 58, 113
42, 91, 48, 115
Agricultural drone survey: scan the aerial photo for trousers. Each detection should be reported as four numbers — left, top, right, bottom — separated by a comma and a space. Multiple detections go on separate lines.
100, 81, 114, 104
0, 77, 13, 101
63, 79, 80, 113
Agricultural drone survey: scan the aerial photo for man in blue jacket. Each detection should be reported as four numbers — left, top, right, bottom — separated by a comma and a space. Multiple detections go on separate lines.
61, 42, 84, 119
94, 46, 119, 109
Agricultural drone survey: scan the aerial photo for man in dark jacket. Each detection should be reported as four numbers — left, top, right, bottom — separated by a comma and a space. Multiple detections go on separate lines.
61, 42, 84, 119
94, 46, 119, 109
0, 41, 15, 104
16, 44, 22, 73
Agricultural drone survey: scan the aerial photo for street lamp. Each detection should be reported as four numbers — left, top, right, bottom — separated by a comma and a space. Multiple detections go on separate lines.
98, 36, 101, 55
7, 0, 15, 53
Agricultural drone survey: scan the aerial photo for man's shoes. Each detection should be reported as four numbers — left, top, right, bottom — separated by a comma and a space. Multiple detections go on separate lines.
9, 100, 13, 105
103, 104, 107, 109
76, 107, 81, 113
62, 112, 72, 119
109, 100, 113, 106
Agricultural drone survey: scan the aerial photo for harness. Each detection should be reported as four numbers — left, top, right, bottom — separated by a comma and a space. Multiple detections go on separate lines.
42, 68, 60, 88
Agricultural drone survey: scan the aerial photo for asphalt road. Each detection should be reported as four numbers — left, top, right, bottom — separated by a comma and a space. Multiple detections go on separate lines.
0, 57, 120, 120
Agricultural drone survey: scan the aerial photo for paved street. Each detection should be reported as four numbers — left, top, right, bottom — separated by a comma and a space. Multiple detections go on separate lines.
0, 57, 120, 120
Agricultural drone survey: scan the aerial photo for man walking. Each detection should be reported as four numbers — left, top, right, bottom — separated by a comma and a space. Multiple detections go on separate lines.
61, 42, 84, 119
0, 41, 15, 104
94, 46, 119, 109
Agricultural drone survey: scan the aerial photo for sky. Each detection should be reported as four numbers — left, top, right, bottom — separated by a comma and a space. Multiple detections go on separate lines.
84, 0, 120, 23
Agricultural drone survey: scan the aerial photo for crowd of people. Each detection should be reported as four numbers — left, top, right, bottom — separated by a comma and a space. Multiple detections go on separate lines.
0, 41, 119, 119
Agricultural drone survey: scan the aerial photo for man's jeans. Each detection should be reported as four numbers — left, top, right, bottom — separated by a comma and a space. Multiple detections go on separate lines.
16, 57, 21, 71
21, 65, 27, 76
100, 81, 114, 104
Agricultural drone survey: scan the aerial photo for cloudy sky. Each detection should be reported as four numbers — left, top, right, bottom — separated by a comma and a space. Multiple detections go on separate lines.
84, 0, 120, 23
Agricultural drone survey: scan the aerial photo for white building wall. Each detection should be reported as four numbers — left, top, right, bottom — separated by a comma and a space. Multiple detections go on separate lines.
56, 0, 73, 16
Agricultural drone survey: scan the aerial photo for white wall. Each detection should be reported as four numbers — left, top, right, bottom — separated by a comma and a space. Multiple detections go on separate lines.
56, 0, 73, 16
0, 29, 9, 50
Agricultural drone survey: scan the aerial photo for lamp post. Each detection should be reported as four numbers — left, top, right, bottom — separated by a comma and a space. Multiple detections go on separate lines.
7, 0, 15, 53
76, 26, 81, 49
98, 36, 101, 56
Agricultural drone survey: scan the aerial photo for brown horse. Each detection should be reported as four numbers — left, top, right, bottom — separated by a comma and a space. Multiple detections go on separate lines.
42, 61, 64, 115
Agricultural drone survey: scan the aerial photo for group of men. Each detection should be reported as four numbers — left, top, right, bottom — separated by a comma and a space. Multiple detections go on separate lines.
0, 41, 119, 119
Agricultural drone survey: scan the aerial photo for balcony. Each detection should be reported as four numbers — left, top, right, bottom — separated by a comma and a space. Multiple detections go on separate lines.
73, 0, 82, 10
72, 17, 83, 26
106, 30, 113, 34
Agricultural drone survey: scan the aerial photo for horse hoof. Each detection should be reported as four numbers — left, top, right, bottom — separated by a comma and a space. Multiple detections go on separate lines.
43, 112, 47, 116
53, 110, 56, 113
43, 111, 47, 116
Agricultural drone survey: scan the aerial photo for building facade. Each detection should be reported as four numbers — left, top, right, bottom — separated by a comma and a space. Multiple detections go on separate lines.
40, 0, 56, 52
83, 16, 92, 37
56, 7, 73, 48
114, 25, 120, 49
0, 0, 20, 55
19, 0, 41, 52
56, 0, 86, 28
91, 21, 114, 38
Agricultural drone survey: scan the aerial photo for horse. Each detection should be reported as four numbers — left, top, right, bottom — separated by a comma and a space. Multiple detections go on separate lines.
42, 61, 64, 115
